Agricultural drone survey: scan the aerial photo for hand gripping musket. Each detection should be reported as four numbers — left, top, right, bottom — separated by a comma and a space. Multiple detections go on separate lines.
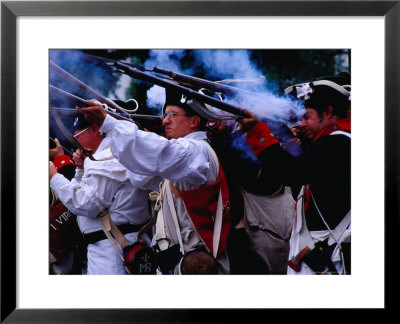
110, 61, 295, 144
49, 136, 74, 156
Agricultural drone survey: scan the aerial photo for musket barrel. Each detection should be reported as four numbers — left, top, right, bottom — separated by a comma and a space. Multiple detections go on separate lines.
50, 61, 126, 113
50, 85, 88, 107
49, 86, 161, 124
152, 67, 268, 100
114, 62, 296, 141
50, 107, 81, 117
114, 61, 245, 117
153, 67, 242, 97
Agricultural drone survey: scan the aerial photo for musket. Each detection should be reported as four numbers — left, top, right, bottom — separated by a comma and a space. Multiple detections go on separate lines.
50, 61, 136, 116
49, 85, 162, 126
72, 53, 293, 125
50, 85, 87, 108
51, 54, 296, 147
76, 52, 267, 99
111, 61, 296, 144
112, 61, 247, 118
150, 66, 267, 99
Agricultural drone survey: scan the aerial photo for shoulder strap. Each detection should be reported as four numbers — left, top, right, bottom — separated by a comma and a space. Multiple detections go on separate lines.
97, 210, 131, 273
153, 181, 170, 251
330, 130, 351, 138
329, 210, 351, 245
295, 185, 315, 250
164, 180, 185, 254
310, 193, 351, 245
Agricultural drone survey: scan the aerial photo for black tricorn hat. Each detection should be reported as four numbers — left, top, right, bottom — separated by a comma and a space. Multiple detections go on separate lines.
162, 87, 197, 115
284, 72, 351, 119
284, 71, 351, 100
317, 71, 351, 87
162, 87, 216, 130
305, 72, 351, 118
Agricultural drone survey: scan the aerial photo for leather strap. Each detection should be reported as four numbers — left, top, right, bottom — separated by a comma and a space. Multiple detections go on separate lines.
97, 211, 129, 274
164, 180, 185, 254
154, 182, 170, 251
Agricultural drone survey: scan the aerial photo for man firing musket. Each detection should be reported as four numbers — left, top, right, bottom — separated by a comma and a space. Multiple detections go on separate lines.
235, 72, 352, 275
78, 85, 232, 275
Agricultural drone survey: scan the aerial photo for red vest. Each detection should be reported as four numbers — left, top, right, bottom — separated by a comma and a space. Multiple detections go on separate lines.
173, 162, 231, 256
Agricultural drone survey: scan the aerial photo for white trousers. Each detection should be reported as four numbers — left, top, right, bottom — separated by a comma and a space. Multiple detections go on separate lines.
87, 232, 150, 275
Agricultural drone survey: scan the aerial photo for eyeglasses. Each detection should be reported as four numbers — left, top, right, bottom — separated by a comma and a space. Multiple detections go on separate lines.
73, 126, 90, 139
163, 112, 187, 119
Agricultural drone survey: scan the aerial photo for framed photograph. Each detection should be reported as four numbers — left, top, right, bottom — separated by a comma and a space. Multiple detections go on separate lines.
1, 0, 398, 322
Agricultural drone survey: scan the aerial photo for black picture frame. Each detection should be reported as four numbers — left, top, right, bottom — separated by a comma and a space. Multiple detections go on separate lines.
1, 0, 398, 322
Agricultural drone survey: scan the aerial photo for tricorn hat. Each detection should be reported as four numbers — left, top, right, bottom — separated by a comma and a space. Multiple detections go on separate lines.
284, 72, 351, 117
317, 71, 350, 89
162, 87, 218, 129
162, 87, 197, 115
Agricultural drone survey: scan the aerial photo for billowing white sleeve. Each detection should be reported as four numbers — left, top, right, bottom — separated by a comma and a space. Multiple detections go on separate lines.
50, 172, 120, 218
100, 115, 209, 185
128, 171, 162, 191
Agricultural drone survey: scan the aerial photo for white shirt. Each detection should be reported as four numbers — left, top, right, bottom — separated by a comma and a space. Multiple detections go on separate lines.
50, 137, 151, 234
100, 115, 216, 185
100, 115, 217, 250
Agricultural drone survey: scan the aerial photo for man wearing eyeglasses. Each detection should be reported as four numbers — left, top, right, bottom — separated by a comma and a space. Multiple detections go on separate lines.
78, 88, 231, 274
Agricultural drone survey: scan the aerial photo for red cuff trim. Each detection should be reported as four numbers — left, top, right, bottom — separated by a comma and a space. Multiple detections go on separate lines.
53, 155, 74, 170
245, 122, 279, 156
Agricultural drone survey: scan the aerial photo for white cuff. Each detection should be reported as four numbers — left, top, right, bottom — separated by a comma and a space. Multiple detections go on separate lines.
100, 114, 118, 135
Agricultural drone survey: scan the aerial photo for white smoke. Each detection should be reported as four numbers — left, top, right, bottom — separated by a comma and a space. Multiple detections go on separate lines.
115, 73, 132, 100
145, 49, 187, 71
146, 85, 166, 110
195, 50, 260, 82
144, 49, 304, 124
144, 50, 188, 112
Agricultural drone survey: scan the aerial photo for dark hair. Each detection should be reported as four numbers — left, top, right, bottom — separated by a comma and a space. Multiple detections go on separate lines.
184, 108, 208, 130
306, 72, 351, 119
305, 85, 350, 119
